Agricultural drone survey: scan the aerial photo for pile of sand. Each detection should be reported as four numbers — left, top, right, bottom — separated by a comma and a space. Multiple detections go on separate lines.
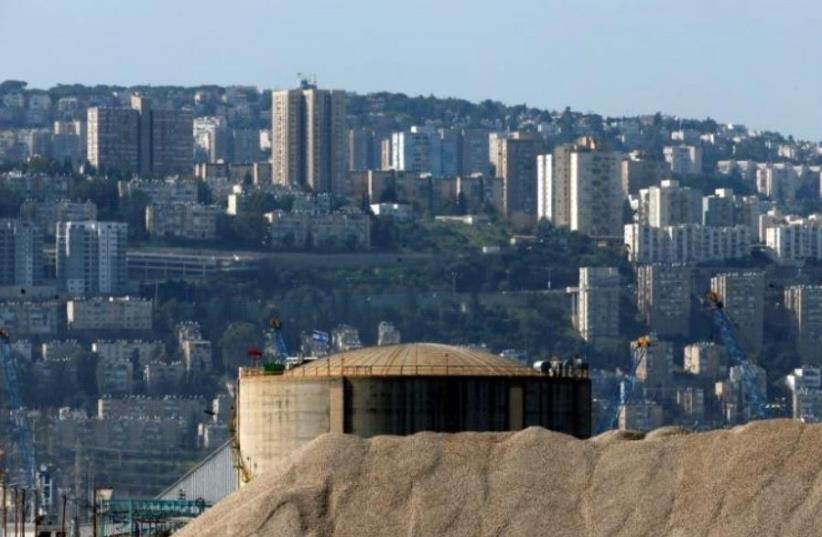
176, 419, 821, 537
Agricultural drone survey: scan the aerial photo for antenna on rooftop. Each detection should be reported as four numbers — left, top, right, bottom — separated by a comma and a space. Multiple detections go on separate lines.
296, 72, 316, 89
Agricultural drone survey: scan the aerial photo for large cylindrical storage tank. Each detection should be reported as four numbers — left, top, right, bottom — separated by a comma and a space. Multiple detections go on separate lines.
237, 376, 337, 478
237, 343, 590, 480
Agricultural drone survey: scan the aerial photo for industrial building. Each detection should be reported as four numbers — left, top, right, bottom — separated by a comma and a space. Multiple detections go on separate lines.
236, 343, 591, 480
157, 440, 239, 505
157, 342, 591, 508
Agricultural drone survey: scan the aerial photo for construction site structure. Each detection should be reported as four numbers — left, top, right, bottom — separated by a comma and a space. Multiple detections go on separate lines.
704, 291, 769, 419
262, 316, 289, 367
0, 327, 44, 535
95, 496, 207, 536
595, 335, 652, 434
0, 328, 36, 491
235, 343, 591, 480
596, 286, 771, 434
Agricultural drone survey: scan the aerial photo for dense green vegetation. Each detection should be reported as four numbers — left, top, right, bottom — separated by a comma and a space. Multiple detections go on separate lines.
138, 221, 638, 397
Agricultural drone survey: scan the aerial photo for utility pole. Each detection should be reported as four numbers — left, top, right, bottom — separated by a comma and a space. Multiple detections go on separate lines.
61, 493, 67, 536
32, 488, 38, 537
91, 488, 97, 537
12, 488, 17, 537
19, 490, 24, 537
1, 475, 6, 537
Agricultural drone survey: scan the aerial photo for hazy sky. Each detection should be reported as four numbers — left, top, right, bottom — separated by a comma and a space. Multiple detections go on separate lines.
2, 0, 820, 140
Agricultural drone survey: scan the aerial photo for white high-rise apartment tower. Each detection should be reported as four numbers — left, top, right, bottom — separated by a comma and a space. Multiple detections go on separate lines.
573, 267, 620, 342
536, 154, 553, 221
546, 138, 622, 236
646, 180, 702, 228
56, 221, 128, 296
570, 142, 622, 238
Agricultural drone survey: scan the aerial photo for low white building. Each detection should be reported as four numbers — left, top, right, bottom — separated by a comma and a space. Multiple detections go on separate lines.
265, 210, 371, 250
618, 401, 663, 432
332, 324, 362, 352
664, 145, 702, 175
434, 214, 491, 226
377, 322, 401, 346
683, 342, 723, 380
146, 203, 218, 241
625, 224, 752, 264
93, 339, 165, 367
370, 203, 413, 221
786, 367, 822, 422
764, 215, 822, 263
66, 297, 152, 331
144, 360, 185, 394
96, 358, 134, 394
182, 339, 213, 372
572, 267, 620, 343
119, 177, 198, 205
756, 163, 797, 205
0, 301, 60, 337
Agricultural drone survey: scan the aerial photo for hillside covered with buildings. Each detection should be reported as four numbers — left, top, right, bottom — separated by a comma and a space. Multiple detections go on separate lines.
1, 78, 822, 530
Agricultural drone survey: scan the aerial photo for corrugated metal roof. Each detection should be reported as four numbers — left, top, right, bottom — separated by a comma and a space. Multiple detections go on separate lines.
273, 343, 540, 378
156, 441, 238, 505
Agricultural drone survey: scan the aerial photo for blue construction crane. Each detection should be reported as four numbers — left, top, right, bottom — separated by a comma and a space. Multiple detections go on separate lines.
595, 289, 769, 433
594, 335, 651, 434
0, 328, 36, 490
266, 316, 288, 362
704, 291, 769, 420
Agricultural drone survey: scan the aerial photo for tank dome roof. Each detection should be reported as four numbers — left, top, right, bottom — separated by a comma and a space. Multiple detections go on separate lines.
283, 343, 540, 378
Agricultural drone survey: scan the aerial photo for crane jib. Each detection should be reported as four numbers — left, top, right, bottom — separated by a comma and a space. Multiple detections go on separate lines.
711, 309, 769, 419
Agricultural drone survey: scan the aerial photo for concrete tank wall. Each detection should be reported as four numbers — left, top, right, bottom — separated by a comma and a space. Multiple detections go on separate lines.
523, 378, 591, 438
238, 376, 335, 478
238, 373, 591, 481
344, 377, 591, 439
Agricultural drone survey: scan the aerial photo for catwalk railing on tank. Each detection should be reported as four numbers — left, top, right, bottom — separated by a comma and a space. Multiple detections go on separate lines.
239, 360, 590, 379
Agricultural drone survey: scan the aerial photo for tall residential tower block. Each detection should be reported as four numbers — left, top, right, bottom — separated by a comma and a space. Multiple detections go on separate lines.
272, 81, 347, 193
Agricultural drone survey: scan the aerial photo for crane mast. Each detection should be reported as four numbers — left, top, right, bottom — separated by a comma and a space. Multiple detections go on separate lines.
705, 292, 769, 420
0, 329, 36, 490
595, 335, 650, 434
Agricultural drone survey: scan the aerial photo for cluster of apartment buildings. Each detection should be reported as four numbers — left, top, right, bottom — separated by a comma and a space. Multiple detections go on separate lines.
572, 261, 822, 427
1, 212, 133, 297
52, 394, 228, 453
0, 296, 152, 338
87, 95, 193, 177
625, 181, 763, 264
176, 321, 214, 372
296, 321, 400, 358
9, 320, 213, 399
718, 159, 822, 207
616, 335, 771, 431
8, 82, 822, 261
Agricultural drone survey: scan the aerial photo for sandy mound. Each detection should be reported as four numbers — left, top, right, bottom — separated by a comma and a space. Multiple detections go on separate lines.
176, 420, 822, 537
